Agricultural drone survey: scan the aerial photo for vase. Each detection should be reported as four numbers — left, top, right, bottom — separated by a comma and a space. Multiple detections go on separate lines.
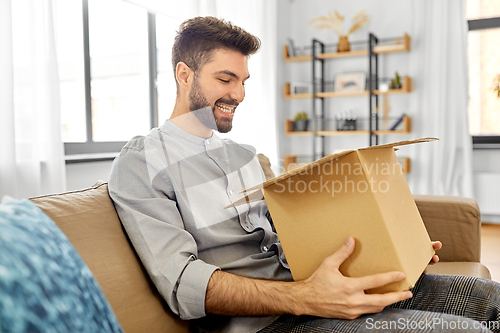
337, 35, 350, 53
294, 120, 309, 132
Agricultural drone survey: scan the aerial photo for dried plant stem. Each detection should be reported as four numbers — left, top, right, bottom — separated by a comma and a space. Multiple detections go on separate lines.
308, 9, 369, 37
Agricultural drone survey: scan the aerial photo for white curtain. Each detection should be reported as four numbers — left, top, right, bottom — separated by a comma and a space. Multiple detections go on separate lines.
407, 0, 473, 198
213, 1, 278, 168
0, 0, 66, 199
125, 0, 279, 167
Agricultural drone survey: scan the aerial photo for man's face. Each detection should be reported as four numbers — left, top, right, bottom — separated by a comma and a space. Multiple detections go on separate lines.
188, 48, 250, 133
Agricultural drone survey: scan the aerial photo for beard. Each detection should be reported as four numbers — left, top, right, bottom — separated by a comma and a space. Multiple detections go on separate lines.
188, 76, 236, 133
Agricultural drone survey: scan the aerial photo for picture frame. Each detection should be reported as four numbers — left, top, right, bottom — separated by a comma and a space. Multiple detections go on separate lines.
334, 72, 366, 92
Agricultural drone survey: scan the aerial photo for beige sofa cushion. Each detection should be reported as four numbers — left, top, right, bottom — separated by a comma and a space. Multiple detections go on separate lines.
414, 195, 481, 262
427, 262, 491, 279
30, 182, 189, 333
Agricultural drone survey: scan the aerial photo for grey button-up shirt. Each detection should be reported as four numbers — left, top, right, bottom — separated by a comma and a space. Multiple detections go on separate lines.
108, 120, 292, 333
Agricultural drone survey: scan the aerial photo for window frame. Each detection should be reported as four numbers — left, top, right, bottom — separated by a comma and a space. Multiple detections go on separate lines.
64, 0, 159, 157
468, 17, 500, 149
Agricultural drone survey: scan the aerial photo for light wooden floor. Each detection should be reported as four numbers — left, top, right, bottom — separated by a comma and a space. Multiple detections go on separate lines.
481, 223, 500, 283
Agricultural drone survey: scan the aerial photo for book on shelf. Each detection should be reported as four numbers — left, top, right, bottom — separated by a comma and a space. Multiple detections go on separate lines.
390, 114, 406, 131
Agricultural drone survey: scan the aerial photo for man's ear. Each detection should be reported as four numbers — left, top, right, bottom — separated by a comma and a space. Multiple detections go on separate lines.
176, 62, 193, 90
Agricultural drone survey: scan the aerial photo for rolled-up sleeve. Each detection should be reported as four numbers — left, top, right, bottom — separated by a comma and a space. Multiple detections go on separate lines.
108, 144, 219, 320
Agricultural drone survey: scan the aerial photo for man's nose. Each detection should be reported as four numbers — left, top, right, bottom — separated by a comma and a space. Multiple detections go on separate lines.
229, 83, 245, 104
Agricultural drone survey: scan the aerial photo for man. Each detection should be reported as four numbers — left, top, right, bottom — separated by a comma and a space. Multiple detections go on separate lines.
109, 16, 499, 333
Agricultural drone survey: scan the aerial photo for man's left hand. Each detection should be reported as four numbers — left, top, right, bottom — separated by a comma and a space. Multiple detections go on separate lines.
424, 241, 442, 274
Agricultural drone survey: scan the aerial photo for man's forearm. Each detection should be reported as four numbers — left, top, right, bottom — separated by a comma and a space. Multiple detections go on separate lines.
204, 238, 413, 319
205, 270, 308, 317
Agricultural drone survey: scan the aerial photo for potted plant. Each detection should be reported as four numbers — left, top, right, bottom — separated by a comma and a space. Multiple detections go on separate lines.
294, 112, 309, 131
308, 10, 369, 53
390, 71, 402, 89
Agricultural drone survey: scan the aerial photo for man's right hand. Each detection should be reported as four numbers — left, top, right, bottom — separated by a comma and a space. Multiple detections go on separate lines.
296, 237, 413, 319
205, 236, 412, 319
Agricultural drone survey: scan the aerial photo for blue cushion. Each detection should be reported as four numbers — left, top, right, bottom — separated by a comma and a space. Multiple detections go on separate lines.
0, 198, 123, 333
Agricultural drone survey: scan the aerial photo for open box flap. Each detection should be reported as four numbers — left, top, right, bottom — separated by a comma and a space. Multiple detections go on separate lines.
235, 137, 438, 198
358, 137, 438, 151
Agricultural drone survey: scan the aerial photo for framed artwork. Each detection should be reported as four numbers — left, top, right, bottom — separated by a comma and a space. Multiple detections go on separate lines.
334, 72, 366, 92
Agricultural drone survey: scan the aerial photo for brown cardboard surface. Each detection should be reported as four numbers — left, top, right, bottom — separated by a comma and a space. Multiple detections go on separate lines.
263, 153, 402, 287
356, 148, 435, 292
228, 138, 437, 293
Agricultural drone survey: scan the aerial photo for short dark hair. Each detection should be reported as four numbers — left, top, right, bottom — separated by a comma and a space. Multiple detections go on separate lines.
171, 16, 261, 79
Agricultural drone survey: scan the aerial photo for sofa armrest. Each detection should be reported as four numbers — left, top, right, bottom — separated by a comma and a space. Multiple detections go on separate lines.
413, 195, 481, 263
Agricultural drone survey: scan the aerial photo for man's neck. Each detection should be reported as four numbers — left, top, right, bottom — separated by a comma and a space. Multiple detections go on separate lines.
170, 103, 214, 139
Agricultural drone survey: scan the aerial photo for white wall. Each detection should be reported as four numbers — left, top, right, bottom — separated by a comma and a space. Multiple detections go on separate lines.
66, 160, 113, 191
473, 149, 500, 223
473, 149, 500, 173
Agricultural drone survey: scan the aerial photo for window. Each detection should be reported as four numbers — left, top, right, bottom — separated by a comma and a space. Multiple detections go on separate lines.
55, 0, 163, 156
54, 0, 87, 143
155, 15, 181, 124
467, 0, 500, 147
88, 0, 150, 142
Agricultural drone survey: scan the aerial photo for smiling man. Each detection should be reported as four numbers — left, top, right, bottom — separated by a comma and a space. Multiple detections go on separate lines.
109, 17, 500, 333
170, 48, 248, 137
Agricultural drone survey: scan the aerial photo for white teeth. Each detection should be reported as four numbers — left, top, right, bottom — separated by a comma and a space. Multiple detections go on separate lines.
216, 104, 235, 114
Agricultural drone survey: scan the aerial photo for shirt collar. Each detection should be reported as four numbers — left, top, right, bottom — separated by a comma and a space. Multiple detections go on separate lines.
160, 119, 221, 147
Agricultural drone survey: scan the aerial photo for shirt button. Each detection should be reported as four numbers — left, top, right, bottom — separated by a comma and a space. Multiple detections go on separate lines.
229, 190, 234, 195
205, 140, 210, 146
263, 246, 268, 252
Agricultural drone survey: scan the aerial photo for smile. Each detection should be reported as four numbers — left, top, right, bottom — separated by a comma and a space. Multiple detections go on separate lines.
216, 103, 236, 115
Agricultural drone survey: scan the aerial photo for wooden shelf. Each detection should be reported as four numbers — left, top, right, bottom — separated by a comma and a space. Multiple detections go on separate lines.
283, 83, 312, 99
316, 130, 369, 136
285, 116, 411, 136
317, 50, 368, 59
316, 91, 368, 98
283, 34, 411, 62
283, 155, 411, 174
283, 45, 312, 62
374, 77, 412, 95
374, 34, 411, 54
284, 77, 412, 99
285, 119, 312, 135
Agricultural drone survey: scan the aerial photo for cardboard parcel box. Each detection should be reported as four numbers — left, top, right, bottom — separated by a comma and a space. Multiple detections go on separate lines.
229, 138, 437, 294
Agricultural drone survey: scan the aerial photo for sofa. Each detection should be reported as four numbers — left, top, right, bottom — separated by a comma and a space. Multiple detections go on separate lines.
14, 157, 490, 332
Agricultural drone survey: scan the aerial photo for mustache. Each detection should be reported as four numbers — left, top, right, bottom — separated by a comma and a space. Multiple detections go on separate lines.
215, 98, 239, 107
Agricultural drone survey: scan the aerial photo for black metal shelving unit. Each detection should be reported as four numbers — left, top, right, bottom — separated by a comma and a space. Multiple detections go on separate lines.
368, 33, 379, 147
311, 39, 325, 161
283, 33, 412, 172
311, 32, 383, 160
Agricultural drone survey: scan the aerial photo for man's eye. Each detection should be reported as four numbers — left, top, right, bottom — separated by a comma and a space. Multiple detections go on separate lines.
219, 79, 229, 83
